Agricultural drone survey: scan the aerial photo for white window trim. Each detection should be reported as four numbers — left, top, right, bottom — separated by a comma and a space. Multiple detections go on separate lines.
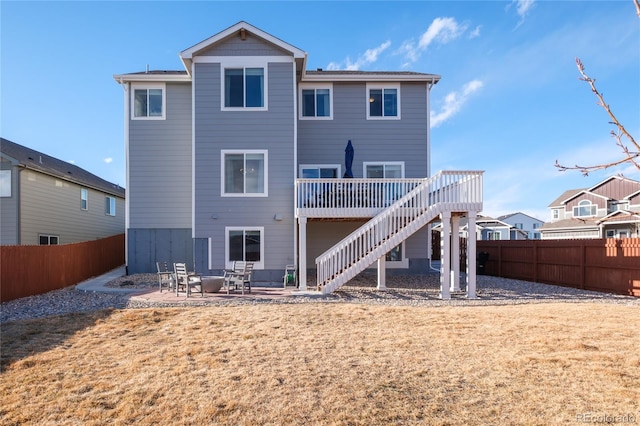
298, 164, 341, 178
0, 169, 11, 197
106, 196, 116, 216
386, 242, 409, 268
224, 226, 265, 270
299, 83, 333, 120
220, 58, 268, 111
573, 200, 597, 218
39, 234, 59, 245
363, 161, 405, 178
366, 83, 401, 120
221, 150, 269, 197
81, 188, 88, 211
131, 82, 166, 120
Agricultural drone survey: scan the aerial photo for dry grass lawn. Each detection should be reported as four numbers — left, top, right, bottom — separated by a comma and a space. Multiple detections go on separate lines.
1, 302, 639, 425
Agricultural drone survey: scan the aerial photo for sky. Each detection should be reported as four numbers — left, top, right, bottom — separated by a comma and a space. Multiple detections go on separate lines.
1, 0, 639, 222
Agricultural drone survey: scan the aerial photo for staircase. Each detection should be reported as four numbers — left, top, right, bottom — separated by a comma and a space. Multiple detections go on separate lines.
315, 171, 483, 294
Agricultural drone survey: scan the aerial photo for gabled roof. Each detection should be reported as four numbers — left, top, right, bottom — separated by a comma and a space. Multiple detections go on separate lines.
587, 175, 640, 193
538, 217, 600, 230
561, 189, 610, 205
179, 21, 307, 75
497, 212, 544, 223
0, 138, 125, 198
548, 188, 584, 207
596, 210, 640, 225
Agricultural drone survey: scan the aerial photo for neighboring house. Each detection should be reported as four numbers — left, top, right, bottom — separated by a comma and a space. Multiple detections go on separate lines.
113, 21, 483, 297
0, 138, 125, 245
497, 212, 544, 239
540, 175, 640, 239
434, 215, 528, 240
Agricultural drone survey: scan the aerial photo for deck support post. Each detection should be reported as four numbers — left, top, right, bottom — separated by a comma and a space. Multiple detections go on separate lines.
450, 215, 461, 292
298, 217, 307, 291
466, 211, 478, 299
377, 256, 387, 291
440, 211, 451, 300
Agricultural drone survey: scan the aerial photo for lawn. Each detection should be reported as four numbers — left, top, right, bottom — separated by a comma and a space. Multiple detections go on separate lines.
1, 302, 639, 425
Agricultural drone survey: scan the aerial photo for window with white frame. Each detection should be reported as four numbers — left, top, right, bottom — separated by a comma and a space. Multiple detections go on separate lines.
608, 200, 628, 213
222, 150, 268, 196
487, 231, 501, 240
552, 209, 559, 220
132, 83, 165, 119
514, 223, 523, 229
224, 67, 265, 108
385, 243, 409, 268
573, 200, 597, 218
225, 227, 264, 269
0, 170, 11, 197
533, 223, 540, 229
299, 165, 340, 179
299, 84, 332, 119
39, 234, 59, 245
364, 162, 404, 179
106, 196, 116, 216
367, 83, 400, 119
81, 188, 88, 210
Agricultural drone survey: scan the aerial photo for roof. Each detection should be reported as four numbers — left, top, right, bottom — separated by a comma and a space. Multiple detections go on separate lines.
114, 21, 440, 85
0, 138, 125, 198
538, 217, 599, 230
547, 188, 584, 207
496, 212, 544, 223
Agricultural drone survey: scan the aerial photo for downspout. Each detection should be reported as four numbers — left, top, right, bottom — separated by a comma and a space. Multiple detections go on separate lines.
427, 77, 438, 272
118, 77, 130, 274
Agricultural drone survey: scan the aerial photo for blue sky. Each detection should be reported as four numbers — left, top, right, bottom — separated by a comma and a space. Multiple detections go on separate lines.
2, 0, 639, 221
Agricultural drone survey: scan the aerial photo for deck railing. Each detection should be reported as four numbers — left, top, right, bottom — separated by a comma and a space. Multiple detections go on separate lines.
296, 178, 425, 218
314, 171, 483, 293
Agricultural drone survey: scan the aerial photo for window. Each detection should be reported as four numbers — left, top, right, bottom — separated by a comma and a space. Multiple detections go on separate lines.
106, 196, 116, 216
222, 150, 268, 196
552, 209, 559, 220
299, 165, 340, 179
0, 170, 11, 197
487, 231, 501, 240
300, 84, 332, 119
385, 243, 409, 268
573, 200, 596, 218
132, 83, 165, 119
81, 188, 88, 210
225, 227, 264, 269
533, 232, 541, 239
39, 235, 59, 245
608, 200, 628, 213
514, 223, 523, 229
367, 83, 400, 119
364, 162, 404, 179
533, 223, 540, 229
224, 67, 265, 108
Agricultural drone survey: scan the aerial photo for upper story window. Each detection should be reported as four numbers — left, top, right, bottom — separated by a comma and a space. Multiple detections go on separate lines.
106, 196, 116, 216
608, 200, 628, 213
367, 83, 400, 119
299, 165, 340, 179
299, 84, 332, 119
573, 200, 597, 218
221, 150, 268, 197
364, 162, 404, 179
552, 209, 559, 220
532, 223, 540, 229
224, 67, 265, 109
0, 170, 11, 197
514, 223, 523, 229
132, 83, 165, 120
81, 188, 88, 210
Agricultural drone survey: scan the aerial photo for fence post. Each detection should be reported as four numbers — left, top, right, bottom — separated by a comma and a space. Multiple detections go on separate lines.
580, 240, 586, 290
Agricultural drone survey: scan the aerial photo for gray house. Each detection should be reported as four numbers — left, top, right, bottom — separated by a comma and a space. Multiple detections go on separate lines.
496, 212, 544, 239
113, 21, 483, 298
0, 138, 125, 245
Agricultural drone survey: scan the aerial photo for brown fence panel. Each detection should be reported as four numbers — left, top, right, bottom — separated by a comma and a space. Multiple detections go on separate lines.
1, 234, 125, 302
477, 238, 640, 297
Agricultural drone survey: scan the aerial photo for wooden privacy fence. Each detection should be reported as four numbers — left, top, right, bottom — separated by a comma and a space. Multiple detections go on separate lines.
477, 238, 640, 297
1, 234, 125, 302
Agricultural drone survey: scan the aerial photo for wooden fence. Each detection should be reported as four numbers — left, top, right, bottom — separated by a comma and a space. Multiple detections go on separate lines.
477, 238, 640, 297
1, 234, 125, 302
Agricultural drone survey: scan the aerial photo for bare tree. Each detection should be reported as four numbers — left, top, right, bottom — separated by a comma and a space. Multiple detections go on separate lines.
555, 0, 640, 176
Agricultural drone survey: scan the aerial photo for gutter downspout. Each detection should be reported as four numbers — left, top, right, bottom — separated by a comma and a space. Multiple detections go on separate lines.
118, 77, 130, 274
427, 77, 439, 273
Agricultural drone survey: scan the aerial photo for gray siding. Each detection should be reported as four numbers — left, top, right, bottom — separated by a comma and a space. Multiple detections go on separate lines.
0, 161, 18, 244
198, 33, 290, 57
128, 228, 192, 274
19, 170, 124, 245
298, 82, 429, 178
193, 61, 296, 272
128, 82, 192, 229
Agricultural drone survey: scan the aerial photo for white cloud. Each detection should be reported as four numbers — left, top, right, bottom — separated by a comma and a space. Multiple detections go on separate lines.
430, 80, 484, 128
104, 157, 113, 164
399, 17, 468, 64
469, 25, 481, 39
326, 40, 391, 71
510, 0, 535, 28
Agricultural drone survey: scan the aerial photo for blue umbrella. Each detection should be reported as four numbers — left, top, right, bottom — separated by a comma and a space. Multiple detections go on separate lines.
343, 140, 354, 178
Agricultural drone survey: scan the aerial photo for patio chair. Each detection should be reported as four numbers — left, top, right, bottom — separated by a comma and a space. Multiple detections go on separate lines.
173, 262, 203, 298
156, 261, 175, 293
223, 261, 254, 294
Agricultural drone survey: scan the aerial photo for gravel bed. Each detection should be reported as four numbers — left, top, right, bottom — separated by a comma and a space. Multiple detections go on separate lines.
2, 273, 638, 324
